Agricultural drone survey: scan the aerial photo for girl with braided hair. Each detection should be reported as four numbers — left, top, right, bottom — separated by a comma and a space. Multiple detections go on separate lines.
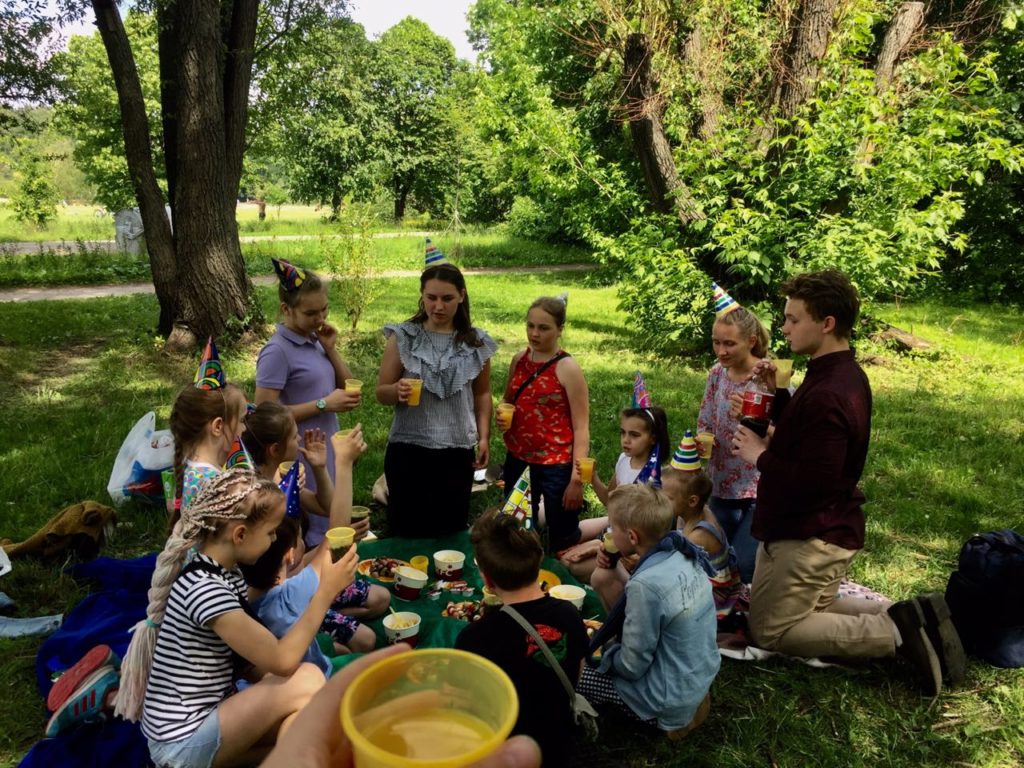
115, 468, 359, 768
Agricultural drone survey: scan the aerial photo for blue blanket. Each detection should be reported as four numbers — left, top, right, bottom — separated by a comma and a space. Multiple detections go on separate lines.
22, 554, 156, 768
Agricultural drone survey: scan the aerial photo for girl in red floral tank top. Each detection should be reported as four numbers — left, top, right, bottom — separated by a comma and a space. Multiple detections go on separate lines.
499, 296, 592, 553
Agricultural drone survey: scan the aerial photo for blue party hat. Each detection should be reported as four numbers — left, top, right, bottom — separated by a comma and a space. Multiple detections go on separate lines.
279, 461, 302, 519
635, 442, 662, 488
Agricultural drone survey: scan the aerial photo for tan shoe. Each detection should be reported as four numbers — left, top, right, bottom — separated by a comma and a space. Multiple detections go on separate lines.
667, 692, 710, 741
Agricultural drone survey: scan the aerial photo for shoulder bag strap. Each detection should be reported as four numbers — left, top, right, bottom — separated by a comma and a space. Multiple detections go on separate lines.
510, 351, 569, 405
501, 604, 578, 710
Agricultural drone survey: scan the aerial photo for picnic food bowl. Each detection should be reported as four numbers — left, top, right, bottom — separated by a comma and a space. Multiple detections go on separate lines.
549, 584, 586, 610
393, 566, 429, 601
382, 611, 422, 647
433, 550, 466, 579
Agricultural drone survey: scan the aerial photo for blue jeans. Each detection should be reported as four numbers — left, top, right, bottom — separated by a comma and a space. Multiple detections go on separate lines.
709, 497, 758, 584
503, 455, 582, 552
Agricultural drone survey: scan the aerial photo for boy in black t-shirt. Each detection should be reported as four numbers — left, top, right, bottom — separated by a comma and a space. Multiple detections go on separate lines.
455, 509, 588, 766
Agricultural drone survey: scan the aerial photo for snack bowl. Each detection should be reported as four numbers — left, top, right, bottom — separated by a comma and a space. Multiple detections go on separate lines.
382, 611, 421, 647
393, 566, 429, 601
433, 549, 466, 579
549, 584, 586, 610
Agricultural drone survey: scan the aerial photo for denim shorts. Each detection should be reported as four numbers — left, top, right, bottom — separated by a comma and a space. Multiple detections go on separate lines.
147, 706, 222, 768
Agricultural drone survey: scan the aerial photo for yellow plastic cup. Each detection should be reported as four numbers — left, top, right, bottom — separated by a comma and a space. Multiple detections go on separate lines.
773, 359, 794, 388
341, 649, 518, 768
346, 378, 364, 393
578, 457, 595, 484
326, 526, 356, 563
279, 460, 295, 475
351, 505, 371, 522
495, 403, 515, 432
696, 432, 714, 460
410, 555, 429, 574
405, 379, 423, 407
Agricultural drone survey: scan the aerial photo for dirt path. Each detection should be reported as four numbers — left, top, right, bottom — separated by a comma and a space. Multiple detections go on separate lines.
0, 264, 594, 303
0, 230, 435, 256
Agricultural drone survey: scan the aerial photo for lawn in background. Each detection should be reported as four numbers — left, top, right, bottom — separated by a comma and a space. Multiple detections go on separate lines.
1, 280, 1022, 766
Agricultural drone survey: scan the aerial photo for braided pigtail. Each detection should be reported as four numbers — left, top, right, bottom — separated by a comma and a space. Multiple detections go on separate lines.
114, 468, 277, 722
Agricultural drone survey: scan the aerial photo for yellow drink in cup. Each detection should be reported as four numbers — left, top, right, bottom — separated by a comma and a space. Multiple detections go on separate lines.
496, 403, 515, 432
773, 359, 794, 388
341, 649, 518, 768
405, 379, 423, 407
696, 432, 714, 460
578, 457, 595, 484
345, 379, 364, 394
326, 527, 356, 563
410, 555, 429, 574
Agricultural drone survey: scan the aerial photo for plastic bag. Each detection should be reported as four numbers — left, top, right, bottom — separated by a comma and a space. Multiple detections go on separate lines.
107, 412, 175, 506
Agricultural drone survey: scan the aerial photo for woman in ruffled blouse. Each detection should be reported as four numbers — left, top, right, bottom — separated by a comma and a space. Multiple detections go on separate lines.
375, 263, 497, 537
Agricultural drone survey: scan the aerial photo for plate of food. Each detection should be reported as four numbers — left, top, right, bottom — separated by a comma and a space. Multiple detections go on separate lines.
441, 600, 484, 622
537, 569, 562, 592
357, 557, 409, 582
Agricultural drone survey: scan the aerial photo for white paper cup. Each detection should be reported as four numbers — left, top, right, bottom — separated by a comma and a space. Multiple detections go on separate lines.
382, 612, 422, 647
393, 566, 429, 601
549, 584, 586, 610
433, 549, 466, 579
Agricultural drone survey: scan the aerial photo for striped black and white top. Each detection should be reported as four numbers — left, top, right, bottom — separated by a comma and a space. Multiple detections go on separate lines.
141, 553, 246, 742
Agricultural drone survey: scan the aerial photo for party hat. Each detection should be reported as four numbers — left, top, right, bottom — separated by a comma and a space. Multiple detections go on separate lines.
671, 430, 702, 472
632, 371, 652, 408
635, 442, 662, 488
712, 281, 739, 318
193, 337, 225, 390
272, 257, 307, 292
224, 434, 253, 470
501, 466, 533, 529
424, 238, 449, 268
279, 461, 302, 520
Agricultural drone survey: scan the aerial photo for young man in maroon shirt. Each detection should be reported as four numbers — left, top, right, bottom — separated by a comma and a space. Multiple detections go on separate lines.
732, 269, 965, 695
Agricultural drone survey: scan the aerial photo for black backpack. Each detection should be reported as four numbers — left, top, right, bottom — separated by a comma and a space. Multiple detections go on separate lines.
945, 529, 1024, 668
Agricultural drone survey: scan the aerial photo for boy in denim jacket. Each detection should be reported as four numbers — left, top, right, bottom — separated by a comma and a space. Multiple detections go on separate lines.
579, 484, 720, 740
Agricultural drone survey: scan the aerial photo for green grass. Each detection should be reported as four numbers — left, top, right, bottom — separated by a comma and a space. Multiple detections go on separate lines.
1, 283, 1022, 766
0, 231, 595, 288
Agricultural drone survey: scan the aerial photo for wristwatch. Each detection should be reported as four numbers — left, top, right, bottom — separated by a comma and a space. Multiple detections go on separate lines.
316, 398, 327, 412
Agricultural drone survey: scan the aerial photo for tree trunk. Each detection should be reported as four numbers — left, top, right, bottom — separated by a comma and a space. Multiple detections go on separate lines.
763, 0, 843, 153
156, 0, 179, 220
856, 3, 925, 167
394, 184, 408, 222
331, 188, 342, 221
222, 0, 259, 203
622, 33, 704, 227
257, 199, 266, 220
171, 0, 251, 346
93, 0, 178, 336
683, 27, 723, 144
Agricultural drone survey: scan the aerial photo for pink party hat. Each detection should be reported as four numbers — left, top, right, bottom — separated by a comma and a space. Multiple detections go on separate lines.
632, 371, 653, 408
501, 466, 533, 529
193, 337, 225, 391
671, 430, 702, 472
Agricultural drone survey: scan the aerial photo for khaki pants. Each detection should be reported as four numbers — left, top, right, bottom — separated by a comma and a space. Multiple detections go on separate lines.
749, 539, 897, 659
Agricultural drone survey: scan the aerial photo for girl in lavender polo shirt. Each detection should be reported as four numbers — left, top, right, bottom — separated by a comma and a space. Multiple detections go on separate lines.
255, 258, 360, 545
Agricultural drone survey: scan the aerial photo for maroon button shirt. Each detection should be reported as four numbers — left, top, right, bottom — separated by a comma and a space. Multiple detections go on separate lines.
752, 350, 872, 550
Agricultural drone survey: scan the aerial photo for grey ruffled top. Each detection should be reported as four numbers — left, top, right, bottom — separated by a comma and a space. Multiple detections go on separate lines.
383, 322, 498, 450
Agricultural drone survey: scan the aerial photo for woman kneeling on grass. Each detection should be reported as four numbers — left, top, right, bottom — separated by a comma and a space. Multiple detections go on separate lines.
114, 468, 358, 768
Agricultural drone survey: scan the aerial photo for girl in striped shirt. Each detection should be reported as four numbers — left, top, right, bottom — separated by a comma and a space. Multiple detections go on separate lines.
114, 469, 358, 768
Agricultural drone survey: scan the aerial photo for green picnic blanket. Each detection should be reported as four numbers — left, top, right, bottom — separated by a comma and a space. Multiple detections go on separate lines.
325, 530, 604, 671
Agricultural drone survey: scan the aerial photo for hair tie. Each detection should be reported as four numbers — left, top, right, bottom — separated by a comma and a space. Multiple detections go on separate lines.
145, 618, 160, 629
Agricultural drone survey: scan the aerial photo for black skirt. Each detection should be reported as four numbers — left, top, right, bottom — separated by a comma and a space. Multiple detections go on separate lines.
384, 442, 475, 538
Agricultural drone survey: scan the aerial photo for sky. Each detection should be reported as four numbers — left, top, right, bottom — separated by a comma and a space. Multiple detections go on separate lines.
55, 1, 478, 61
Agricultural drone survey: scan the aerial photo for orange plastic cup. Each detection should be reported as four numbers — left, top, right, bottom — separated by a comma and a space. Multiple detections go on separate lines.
578, 457, 595, 484
696, 432, 714, 460
496, 404, 515, 432
405, 379, 423, 407
345, 378, 364, 394
773, 360, 794, 388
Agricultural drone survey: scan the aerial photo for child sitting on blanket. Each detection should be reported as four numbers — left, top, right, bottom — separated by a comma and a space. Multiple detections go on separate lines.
241, 427, 386, 663
578, 484, 720, 741
455, 509, 588, 766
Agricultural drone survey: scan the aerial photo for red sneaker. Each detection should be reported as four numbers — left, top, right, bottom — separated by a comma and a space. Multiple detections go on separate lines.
47, 644, 119, 713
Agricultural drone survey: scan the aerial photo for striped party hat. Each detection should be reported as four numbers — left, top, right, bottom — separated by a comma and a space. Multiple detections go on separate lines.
501, 466, 533, 529
224, 434, 253, 471
272, 257, 307, 292
424, 238, 449, 268
635, 442, 662, 488
632, 371, 653, 408
279, 461, 302, 520
193, 337, 225, 390
671, 430, 702, 472
712, 281, 739, 317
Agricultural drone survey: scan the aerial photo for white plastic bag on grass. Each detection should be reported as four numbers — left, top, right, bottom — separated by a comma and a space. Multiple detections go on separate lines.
107, 412, 175, 506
